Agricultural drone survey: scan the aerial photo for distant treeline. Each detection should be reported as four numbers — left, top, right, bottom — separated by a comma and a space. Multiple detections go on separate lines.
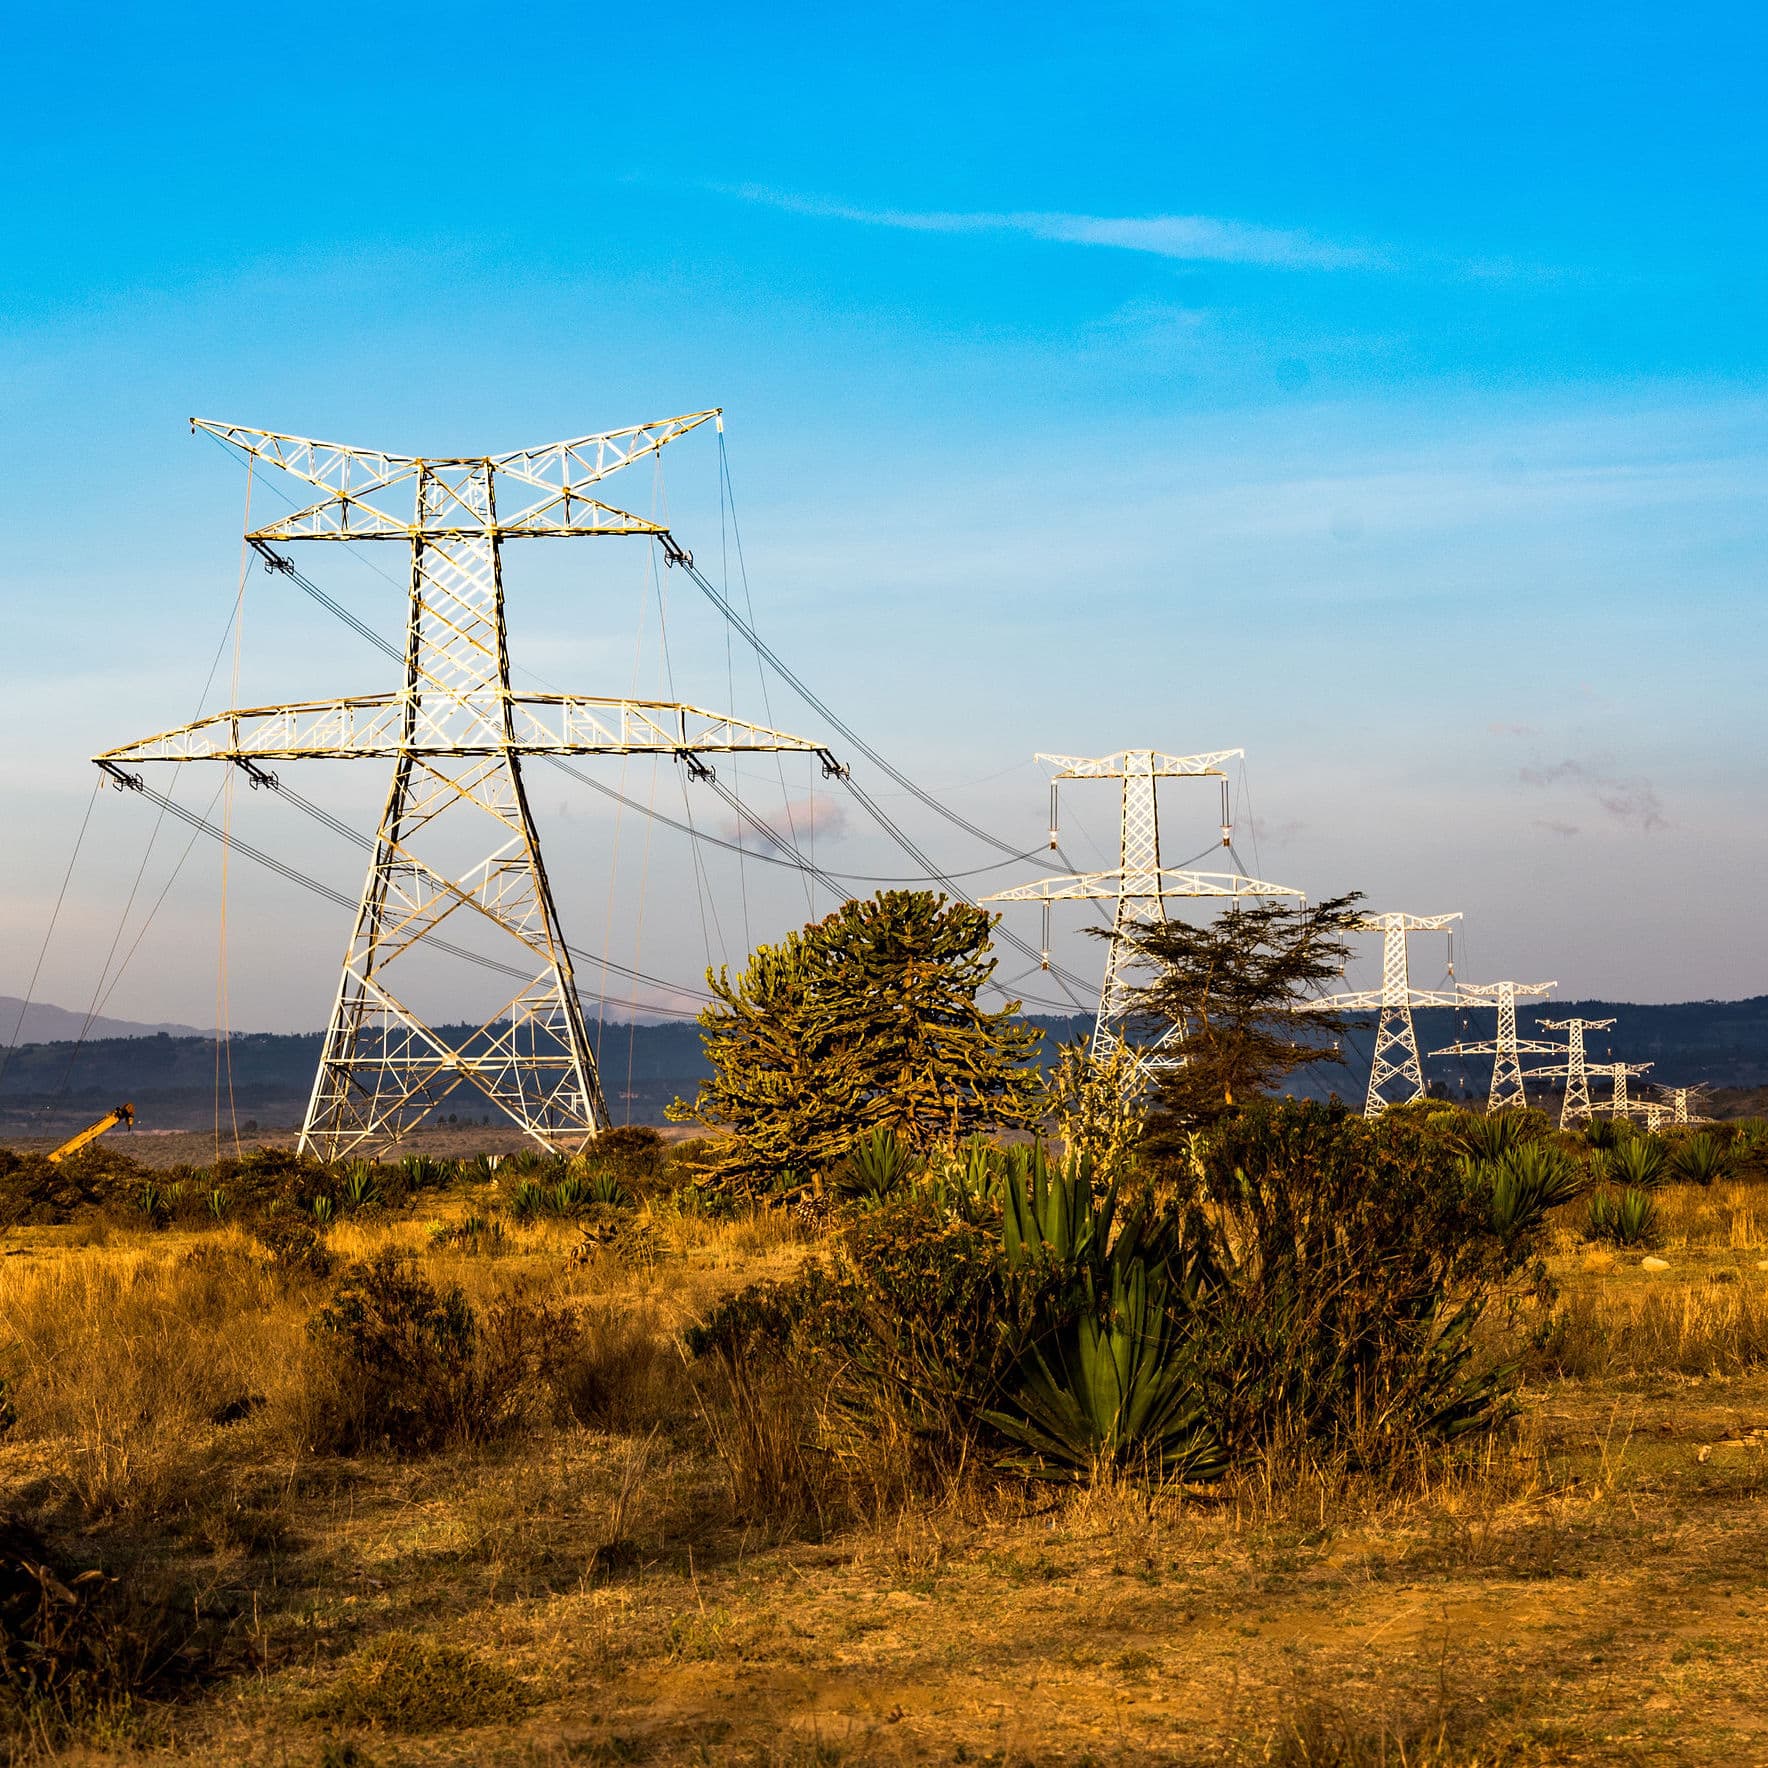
4, 999, 1765, 1134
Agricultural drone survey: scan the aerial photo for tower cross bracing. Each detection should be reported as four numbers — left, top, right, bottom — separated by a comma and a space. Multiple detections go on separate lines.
96, 414, 834, 1160
1294, 912, 1461, 1115
983, 749, 1303, 1078
1429, 979, 1557, 1112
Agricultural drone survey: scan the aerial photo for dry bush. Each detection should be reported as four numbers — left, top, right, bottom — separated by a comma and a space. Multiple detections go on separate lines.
1653, 1178, 1766, 1251
548, 1296, 685, 1433
1535, 1273, 1768, 1378
306, 1252, 577, 1454
0, 1239, 317, 1515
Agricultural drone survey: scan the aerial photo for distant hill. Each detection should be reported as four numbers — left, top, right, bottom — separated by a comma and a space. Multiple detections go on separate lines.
3, 999, 1765, 1137
0, 996, 208, 1044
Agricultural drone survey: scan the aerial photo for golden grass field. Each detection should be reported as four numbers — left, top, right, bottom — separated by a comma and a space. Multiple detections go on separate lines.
3, 1173, 1768, 1766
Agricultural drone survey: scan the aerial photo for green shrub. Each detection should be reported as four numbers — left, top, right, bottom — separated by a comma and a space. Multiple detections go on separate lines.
251, 1211, 336, 1280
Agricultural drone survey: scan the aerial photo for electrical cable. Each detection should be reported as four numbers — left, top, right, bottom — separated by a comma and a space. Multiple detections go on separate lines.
0, 779, 102, 1092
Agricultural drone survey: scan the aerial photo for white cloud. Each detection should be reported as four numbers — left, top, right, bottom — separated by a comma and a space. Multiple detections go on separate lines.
727, 186, 1372, 271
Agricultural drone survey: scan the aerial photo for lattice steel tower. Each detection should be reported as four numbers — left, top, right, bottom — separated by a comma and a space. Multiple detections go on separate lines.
983, 750, 1302, 1075
96, 413, 832, 1159
1590, 1060, 1652, 1122
1295, 912, 1461, 1114
1430, 979, 1557, 1112
1528, 1016, 1616, 1128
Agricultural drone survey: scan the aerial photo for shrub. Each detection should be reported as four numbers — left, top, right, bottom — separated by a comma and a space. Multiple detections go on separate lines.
307, 1254, 573, 1453
588, 1124, 667, 1189
0, 1514, 242, 1740
251, 1211, 336, 1280
1177, 1100, 1538, 1466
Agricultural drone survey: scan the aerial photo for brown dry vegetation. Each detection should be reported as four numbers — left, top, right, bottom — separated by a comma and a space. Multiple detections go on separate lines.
3, 1166, 1768, 1766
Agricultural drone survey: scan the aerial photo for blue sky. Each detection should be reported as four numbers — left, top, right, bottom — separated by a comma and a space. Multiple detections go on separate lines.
3, 1, 1764, 1032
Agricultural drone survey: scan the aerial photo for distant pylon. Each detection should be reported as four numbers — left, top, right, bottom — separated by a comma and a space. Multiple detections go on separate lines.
1295, 912, 1461, 1115
1528, 1017, 1616, 1128
1430, 979, 1557, 1111
1590, 1059, 1653, 1122
1661, 1083, 1710, 1125
983, 749, 1303, 1079
96, 413, 835, 1159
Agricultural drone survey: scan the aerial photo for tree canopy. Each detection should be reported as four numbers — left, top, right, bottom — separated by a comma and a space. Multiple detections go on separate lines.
670, 890, 1044, 1188
1122, 892, 1365, 1138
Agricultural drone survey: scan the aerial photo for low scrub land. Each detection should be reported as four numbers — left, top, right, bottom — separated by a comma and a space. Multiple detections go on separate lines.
3, 1109, 1768, 1766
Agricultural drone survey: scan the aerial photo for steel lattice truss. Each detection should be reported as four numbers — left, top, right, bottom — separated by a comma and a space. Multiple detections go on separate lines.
1294, 912, 1461, 1115
1587, 1060, 1653, 1123
96, 413, 832, 1160
1527, 1016, 1617, 1128
1429, 979, 1557, 1112
984, 749, 1303, 1081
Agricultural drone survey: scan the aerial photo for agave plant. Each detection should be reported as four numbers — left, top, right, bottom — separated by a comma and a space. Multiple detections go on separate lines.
340, 1164, 383, 1210
832, 1125, 918, 1205
399, 1153, 449, 1190
461, 1151, 505, 1184
1605, 1135, 1668, 1191
1455, 1112, 1535, 1163
549, 1174, 591, 1217
985, 1253, 1223, 1482
311, 1194, 336, 1226
207, 1186, 231, 1221
135, 1183, 163, 1222
1480, 1142, 1583, 1244
1586, 1186, 1658, 1247
1668, 1133, 1732, 1188
996, 1144, 1105, 1268
585, 1171, 634, 1208
1584, 1117, 1627, 1152
505, 1179, 543, 1222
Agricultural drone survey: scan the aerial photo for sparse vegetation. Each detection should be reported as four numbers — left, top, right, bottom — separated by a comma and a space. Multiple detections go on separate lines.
4, 935, 1768, 1762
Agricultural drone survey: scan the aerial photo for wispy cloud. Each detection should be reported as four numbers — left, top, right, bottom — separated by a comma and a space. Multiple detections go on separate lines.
726, 185, 1373, 271
1533, 818, 1581, 838
1519, 759, 1668, 833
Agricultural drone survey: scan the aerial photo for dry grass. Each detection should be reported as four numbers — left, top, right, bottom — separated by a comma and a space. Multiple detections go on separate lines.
2, 1178, 1768, 1763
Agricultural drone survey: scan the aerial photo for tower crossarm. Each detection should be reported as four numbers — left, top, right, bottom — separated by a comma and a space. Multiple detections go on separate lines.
1357, 912, 1461, 935
1539, 1018, 1617, 1034
95, 695, 833, 766
1455, 981, 1557, 1003
983, 866, 1304, 905
1294, 987, 1461, 1014
1036, 750, 1243, 780
1431, 1039, 1563, 1059
191, 411, 719, 545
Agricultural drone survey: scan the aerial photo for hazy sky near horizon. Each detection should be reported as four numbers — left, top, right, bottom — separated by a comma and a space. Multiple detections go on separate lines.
3, 2, 1765, 1034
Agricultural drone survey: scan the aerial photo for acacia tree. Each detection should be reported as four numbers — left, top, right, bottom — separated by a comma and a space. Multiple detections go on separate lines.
1121, 891, 1365, 1138
670, 890, 1044, 1188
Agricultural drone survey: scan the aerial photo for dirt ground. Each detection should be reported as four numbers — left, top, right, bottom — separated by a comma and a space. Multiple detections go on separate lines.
3, 1186, 1767, 1764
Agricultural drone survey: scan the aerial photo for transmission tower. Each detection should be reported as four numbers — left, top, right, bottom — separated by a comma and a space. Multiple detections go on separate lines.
1589, 1060, 1653, 1123
1295, 912, 1461, 1115
1527, 1017, 1616, 1128
983, 750, 1303, 1077
96, 414, 835, 1160
1429, 979, 1557, 1112
1659, 1083, 1710, 1126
